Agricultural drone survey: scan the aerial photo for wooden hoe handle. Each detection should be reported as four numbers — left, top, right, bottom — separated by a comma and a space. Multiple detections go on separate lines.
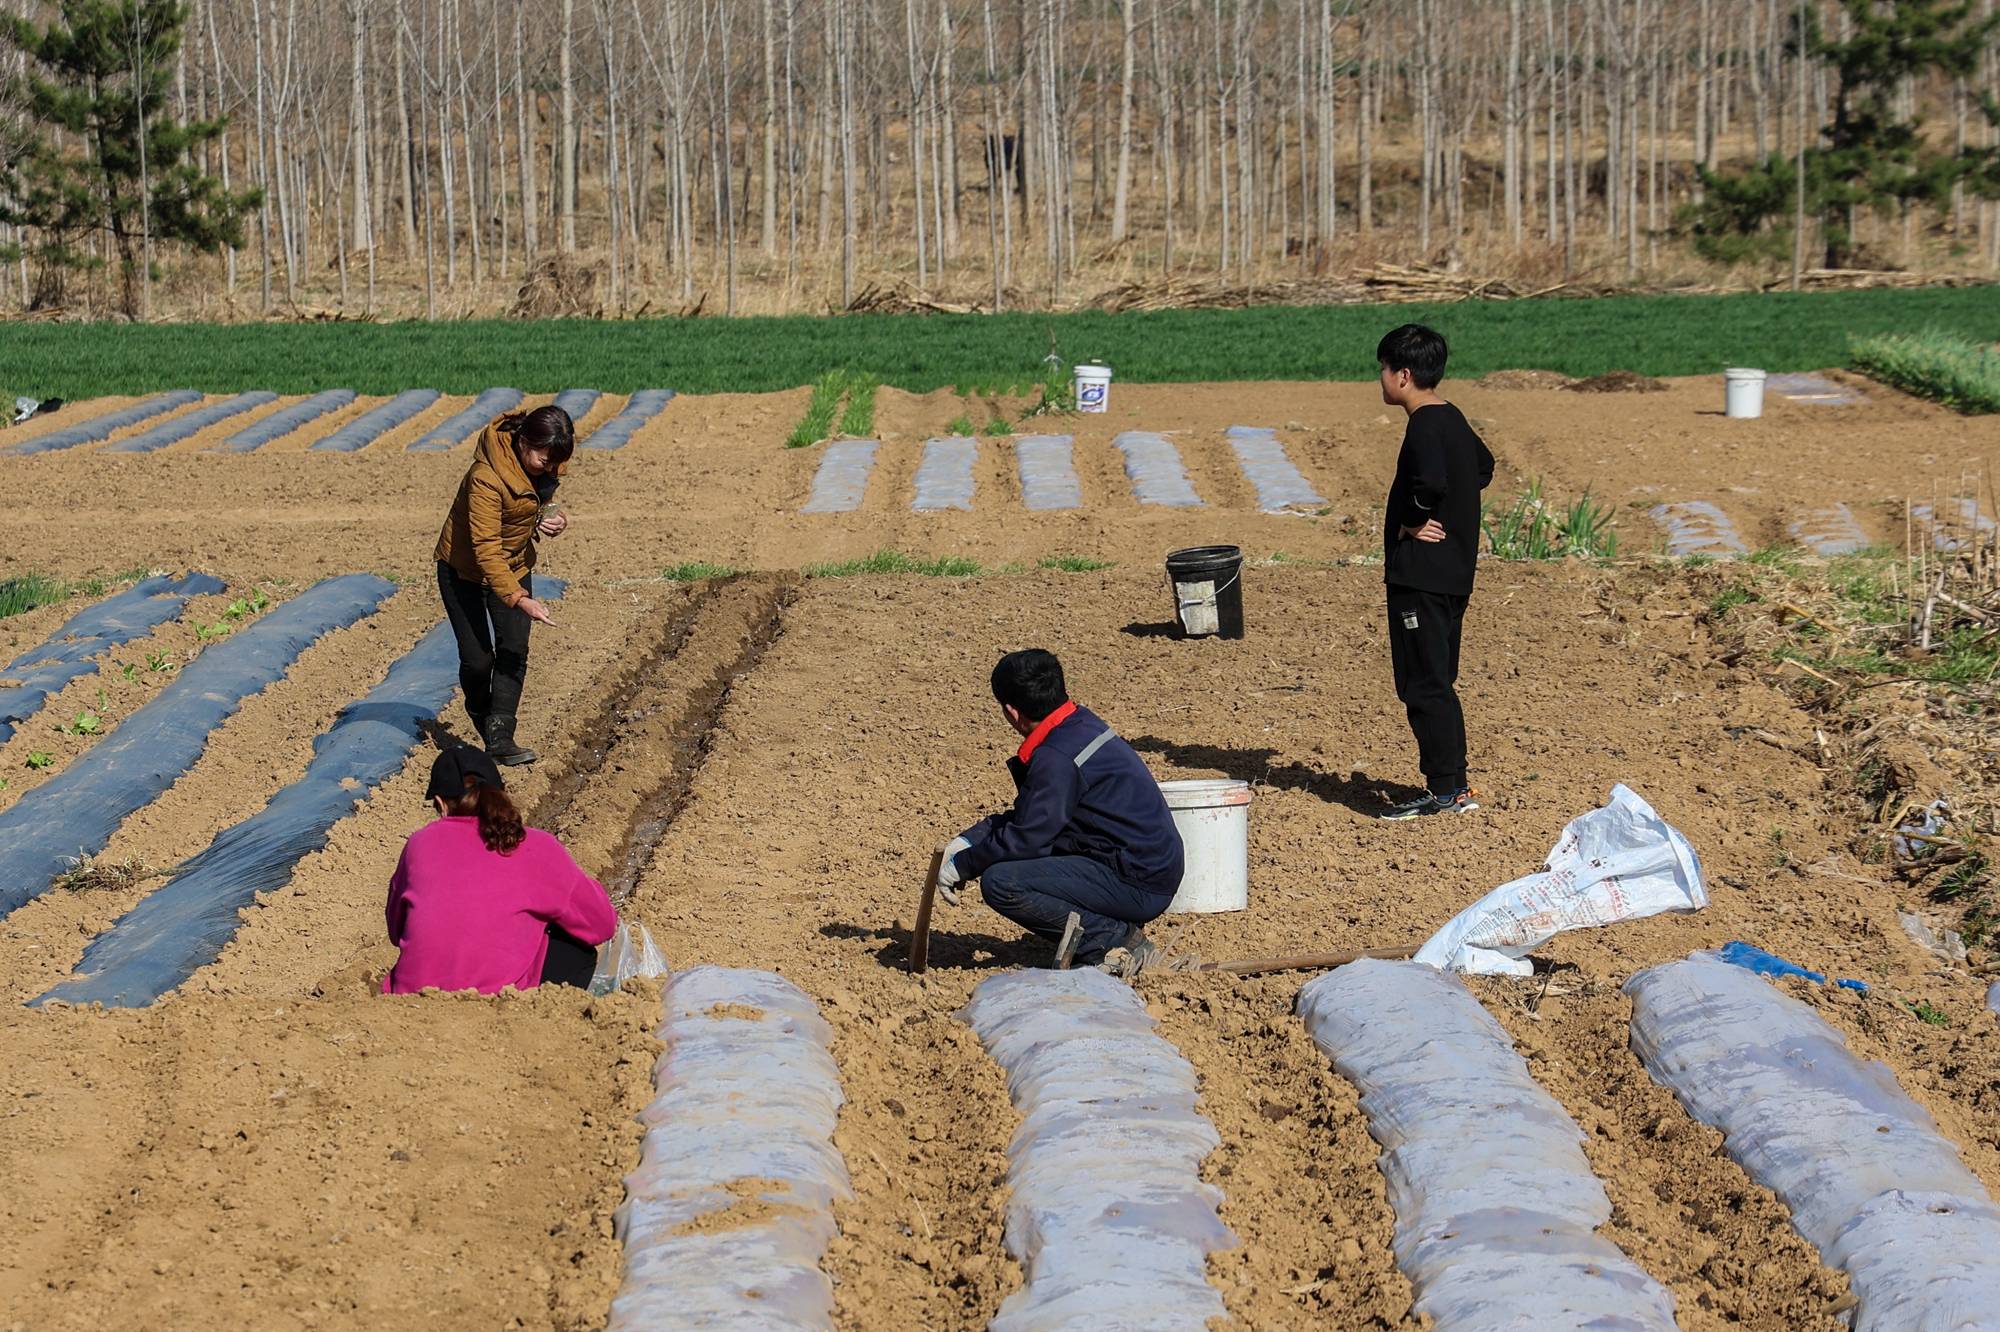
908, 849, 945, 975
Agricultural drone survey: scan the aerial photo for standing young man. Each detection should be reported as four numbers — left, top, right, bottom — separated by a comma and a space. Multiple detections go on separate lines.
1375, 324, 1495, 819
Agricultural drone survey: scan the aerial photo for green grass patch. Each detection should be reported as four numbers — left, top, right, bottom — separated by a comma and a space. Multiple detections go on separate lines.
785, 371, 847, 448
660, 561, 739, 582
13, 288, 1999, 397
1850, 329, 2000, 414
837, 373, 879, 438
1037, 555, 1115, 572
1481, 479, 1619, 560
805, 549, 983, 578
982, 417, 1014, 437
0, 573, 66, 620
946, 414, 974, 436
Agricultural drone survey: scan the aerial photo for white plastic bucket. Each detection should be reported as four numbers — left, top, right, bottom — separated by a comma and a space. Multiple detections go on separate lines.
1159, 778, 1251, 913
1724, 367, 1766, 419
1074, 362, 1112, 414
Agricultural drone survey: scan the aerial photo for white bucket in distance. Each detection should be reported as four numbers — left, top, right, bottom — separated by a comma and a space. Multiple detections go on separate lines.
1724, 367, 1766, 419
1074, 362, 1112, 414
1159, 778, 1252, 913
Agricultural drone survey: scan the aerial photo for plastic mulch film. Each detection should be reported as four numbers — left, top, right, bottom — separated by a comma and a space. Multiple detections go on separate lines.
1014, 434, 1082, 511
1113, 430, 1204, 508
579, 389, 675, 451
33, 579, 562, 1008
406, 387, 525, 452
610, 966, 849, 1331
960, 968, 1236, 1332
309, 389, 441, 453
103, 391, 278, 453
215, 389, 357, 453
1648, 500, 1749, 557
1627, 952, 2000, 1331
0, 390, 203, 456
1225, 425, 1325, 512
552, 388, 602, 421
0, 573, 225, 745
799, 439, 878, 513
1299, 959, 1678, 1330
0, 574, 396, 918
912, 436, 977, 511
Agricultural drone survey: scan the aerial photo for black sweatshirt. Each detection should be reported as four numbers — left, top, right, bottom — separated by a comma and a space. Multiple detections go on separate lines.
1382, 402, 1496, 597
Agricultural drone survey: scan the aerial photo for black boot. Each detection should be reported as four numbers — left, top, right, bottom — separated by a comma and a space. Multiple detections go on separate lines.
482, 713, 537, 766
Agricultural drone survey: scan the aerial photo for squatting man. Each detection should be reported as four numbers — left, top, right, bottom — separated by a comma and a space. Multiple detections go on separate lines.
933, 649, 1185, 972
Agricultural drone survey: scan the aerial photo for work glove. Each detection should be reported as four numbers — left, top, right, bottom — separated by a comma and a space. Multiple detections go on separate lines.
936, 836, 972, 906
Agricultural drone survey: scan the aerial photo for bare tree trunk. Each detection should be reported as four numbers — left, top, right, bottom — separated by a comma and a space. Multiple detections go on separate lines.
762, 0, 778, 254
1357, 5, 1372, 232
836, 0, 856, 306
559, 0, 577, 251
1505, 0, 1522, 243
1110, 0, 1137, 242
348, 0, 374, 299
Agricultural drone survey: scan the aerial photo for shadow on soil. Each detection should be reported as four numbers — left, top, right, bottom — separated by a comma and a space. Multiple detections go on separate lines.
1119, 620, 1183, 639
1126, 735, 1420, 816
820, 920, 1048, 973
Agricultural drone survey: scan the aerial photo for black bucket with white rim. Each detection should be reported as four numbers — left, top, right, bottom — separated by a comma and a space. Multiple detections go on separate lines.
1164, 545, 1245, 639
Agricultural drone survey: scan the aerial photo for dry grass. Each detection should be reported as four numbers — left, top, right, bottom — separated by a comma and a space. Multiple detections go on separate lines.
51, 854, 155, 895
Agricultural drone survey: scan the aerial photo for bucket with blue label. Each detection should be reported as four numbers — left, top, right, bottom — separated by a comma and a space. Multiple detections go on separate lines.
1074, 362, 1112, 414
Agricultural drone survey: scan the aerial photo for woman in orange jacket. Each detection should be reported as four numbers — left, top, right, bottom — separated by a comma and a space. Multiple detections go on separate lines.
433, 404, 574, 764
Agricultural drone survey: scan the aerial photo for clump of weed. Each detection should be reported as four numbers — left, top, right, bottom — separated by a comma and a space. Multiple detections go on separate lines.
1037, 555, 1114, 573
25, 751, 54, 770
52, 854, 151, 894
806, 549, 982, 578
660, 561, 739, 582
1481, 478, 1619, 560
983, 418, 1013, 437
946, 414, 974, 437
0, 573, 67, 619
1905, 998, 1951, 1027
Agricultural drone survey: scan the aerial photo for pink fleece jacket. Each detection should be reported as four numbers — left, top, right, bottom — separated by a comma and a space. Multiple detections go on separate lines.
383, 816, 617, 995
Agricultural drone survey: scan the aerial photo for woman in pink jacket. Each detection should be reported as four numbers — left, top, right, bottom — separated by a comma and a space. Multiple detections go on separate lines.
384, 746, 616, 994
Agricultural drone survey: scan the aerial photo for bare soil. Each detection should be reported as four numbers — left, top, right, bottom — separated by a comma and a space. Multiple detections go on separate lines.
4, 374, 2000, 1329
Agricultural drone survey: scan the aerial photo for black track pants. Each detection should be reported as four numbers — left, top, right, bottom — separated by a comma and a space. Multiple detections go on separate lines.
437, 562, 532, 723
1386, 584, 1470, 794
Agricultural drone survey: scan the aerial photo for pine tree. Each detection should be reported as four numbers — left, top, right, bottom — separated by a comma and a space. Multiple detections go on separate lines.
0, 1, 260, 316
1676, 0, 2000, 268
1809, 0, 2000, 265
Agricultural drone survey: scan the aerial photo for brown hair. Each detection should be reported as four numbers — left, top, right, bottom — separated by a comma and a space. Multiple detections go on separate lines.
443, 776, 526, 854
499, 404, 576, 467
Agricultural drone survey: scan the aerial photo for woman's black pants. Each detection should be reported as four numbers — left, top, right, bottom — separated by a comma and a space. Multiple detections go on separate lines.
436, 562, 532, 727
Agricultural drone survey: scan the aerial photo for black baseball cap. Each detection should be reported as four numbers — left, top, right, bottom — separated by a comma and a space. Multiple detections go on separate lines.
425, 744, 505, 802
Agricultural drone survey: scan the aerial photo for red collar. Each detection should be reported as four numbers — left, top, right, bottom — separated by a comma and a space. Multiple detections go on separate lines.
1017, 701, 1078, 764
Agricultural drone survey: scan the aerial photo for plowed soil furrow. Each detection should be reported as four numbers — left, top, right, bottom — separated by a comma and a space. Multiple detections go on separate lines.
1475, 981, 1851, 1330
1149, 972, 1412, 1329
540, 574, 796, 894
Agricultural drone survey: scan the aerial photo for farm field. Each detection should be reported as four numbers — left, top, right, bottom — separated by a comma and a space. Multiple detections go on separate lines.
4, 365, 2000, 1329
1, 285, 1997, 398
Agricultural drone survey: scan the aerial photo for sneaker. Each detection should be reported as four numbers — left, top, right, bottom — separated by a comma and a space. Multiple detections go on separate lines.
1379, 788, 1480, 821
